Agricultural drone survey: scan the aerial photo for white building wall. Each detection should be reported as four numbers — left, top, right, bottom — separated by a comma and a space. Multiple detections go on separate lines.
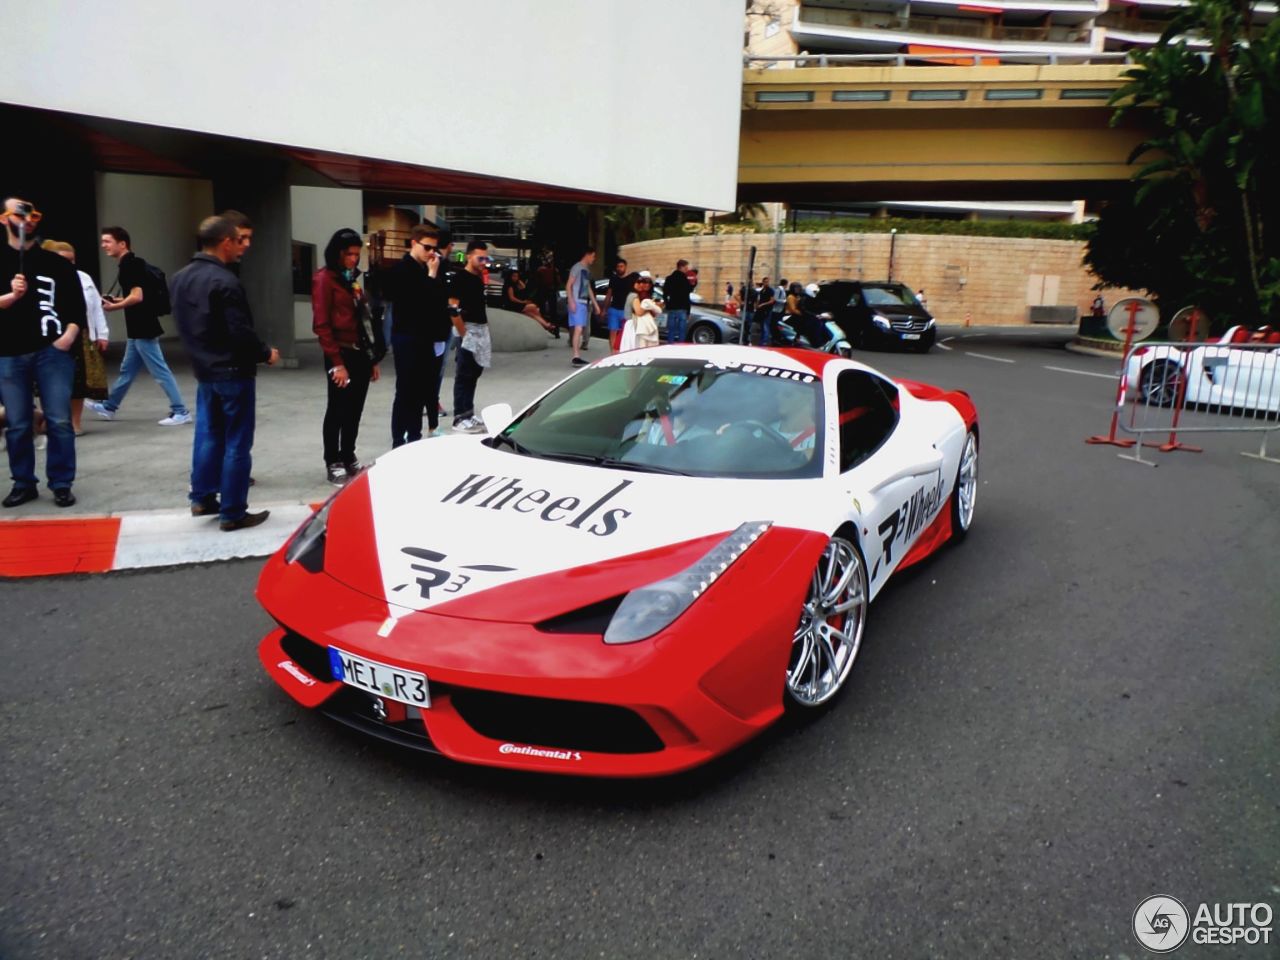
12, 0, 743, 211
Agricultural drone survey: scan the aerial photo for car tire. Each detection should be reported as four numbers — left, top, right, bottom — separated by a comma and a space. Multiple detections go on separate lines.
785, 535, 868, 709
1139, 359, 1184, 407
689, 323, 721, 345
950, 430, 978, 542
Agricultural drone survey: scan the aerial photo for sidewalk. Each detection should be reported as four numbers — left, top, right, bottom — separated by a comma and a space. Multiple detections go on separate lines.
0, 332, 587, 576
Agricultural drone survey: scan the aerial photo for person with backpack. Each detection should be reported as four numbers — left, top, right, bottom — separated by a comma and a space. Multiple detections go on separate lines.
90, 226, 191, 425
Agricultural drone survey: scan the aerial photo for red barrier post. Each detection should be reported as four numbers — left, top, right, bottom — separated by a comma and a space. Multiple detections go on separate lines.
1086, 299, 1142, 448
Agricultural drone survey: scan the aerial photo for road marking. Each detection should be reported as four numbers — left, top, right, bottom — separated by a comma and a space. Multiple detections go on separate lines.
940, 336, 955, 344
1043, 364, 1115, 380
964, 352, 1015, 364
936, 341, 953, 352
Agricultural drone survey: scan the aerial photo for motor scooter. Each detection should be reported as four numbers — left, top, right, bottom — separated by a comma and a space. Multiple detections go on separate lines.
772, 309, 852, 357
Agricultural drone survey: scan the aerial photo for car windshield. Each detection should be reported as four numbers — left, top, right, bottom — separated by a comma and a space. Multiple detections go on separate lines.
494, 358, 824, 479
862, 284, 919, 308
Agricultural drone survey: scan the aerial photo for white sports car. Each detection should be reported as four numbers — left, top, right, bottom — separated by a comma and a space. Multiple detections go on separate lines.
258, 345, 979, 777
1125, 327, 1280, 413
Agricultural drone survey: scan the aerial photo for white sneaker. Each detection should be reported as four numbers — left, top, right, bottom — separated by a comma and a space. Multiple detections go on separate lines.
428, 427, 447, 438
88, 401, 115, 421
452, 417, 487, 435
159, 412, 193, 426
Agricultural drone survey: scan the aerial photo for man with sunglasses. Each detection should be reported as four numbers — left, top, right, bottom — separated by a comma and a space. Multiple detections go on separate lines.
388, 224, 451, 446
0, 196, 86, 508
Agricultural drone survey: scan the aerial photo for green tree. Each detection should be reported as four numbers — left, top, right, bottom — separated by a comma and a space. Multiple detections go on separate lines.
1086, 0, 1280, 327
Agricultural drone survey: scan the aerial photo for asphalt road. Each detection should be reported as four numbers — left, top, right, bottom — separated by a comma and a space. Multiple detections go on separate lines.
3, 335, 1278, 959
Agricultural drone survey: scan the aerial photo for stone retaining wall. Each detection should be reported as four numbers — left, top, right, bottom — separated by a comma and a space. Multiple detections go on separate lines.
621, 233, 1145, 326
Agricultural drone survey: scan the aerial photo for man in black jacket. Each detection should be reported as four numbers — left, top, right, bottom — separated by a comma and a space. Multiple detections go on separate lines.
389, 224, 450, 446
170, 215, 279, 531
0, 196, 86, 508
663, 259, 694, 344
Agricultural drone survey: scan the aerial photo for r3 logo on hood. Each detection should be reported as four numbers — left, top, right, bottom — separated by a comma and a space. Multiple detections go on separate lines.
440, 475, 634, 537
395, 546, 516, 600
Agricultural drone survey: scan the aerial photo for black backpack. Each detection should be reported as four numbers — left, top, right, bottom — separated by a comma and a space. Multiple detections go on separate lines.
138, 259, 172, 316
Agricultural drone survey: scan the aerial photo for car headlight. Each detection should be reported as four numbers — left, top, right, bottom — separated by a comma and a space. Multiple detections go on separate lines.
924, 317, 936, 327
284, 495, 337, 571
603, 521, 771, 644
872, 313, 892, 330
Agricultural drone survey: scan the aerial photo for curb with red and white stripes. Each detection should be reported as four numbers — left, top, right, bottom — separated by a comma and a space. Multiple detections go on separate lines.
0, 502, 321, 578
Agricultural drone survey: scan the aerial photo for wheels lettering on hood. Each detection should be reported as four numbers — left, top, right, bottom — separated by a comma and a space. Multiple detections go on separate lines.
440, 474, 635, 537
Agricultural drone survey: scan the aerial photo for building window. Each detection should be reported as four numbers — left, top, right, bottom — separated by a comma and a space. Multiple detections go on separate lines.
907, 89, 967, 101
833, 90, 891, 102
984, 88, 1043, 101
292, 242, 315, 297
756, 90, 815, 103
1059, 88, 1118, 100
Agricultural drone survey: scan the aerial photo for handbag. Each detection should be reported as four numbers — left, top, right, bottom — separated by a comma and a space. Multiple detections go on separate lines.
82, 337, 109, 397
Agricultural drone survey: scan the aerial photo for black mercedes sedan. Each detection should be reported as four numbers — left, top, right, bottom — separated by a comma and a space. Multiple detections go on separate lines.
813, 281, 936, 352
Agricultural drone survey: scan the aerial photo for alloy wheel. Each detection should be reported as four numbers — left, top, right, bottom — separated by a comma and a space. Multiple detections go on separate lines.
787, 537, 868, 707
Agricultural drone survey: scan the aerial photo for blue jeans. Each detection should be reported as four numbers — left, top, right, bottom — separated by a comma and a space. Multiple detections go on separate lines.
436, 332, 459, 402
666, 309, 688, 343
0, 344, 76, 490
191, 379, 256, 522
105, 338, 189, 416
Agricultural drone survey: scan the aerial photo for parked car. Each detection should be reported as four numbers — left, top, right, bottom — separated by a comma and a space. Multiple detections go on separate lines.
812, 281, 936, 353
1124, 325, 1280, 412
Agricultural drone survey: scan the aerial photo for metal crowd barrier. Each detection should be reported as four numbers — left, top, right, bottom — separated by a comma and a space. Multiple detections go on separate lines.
1115, 339, 1280, 466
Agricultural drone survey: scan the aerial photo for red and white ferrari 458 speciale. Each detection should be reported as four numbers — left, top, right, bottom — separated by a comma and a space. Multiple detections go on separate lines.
257, 345, 978, 777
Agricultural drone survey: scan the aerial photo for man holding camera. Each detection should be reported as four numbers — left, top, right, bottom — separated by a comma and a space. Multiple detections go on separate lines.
170, 215, 279, 532
0, 197, 86, 508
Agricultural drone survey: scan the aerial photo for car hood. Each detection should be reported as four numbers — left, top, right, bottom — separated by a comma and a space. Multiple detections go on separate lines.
866, 303, 931, 321
320, 437, 823, 622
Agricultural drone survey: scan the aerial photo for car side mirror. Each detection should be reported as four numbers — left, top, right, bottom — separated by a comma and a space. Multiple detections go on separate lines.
480, 403, 514, 435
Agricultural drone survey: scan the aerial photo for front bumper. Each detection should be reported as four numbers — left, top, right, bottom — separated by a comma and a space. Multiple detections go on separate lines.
257, 527, 825, 777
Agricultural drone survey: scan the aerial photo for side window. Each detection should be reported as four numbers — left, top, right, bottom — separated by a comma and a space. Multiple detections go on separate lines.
837, 371, 900, 472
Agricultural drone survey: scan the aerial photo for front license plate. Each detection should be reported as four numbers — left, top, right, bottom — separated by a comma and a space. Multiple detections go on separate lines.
328, 647, 431, 708
902, 333, 921, 340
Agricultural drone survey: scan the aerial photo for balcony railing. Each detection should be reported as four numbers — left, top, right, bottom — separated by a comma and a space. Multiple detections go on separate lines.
797, 6, 1091, 42
744, 51, 1134, 67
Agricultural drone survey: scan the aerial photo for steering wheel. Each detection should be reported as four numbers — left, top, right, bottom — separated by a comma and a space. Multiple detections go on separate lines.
719, 419, 795, 455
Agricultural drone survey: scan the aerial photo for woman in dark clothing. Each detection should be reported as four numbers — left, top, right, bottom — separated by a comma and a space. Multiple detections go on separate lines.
312, 228, 386, 485
502, 268, 557, 334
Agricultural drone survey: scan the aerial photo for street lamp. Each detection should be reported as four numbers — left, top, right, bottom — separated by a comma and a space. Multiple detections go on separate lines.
888, 228, 897, 282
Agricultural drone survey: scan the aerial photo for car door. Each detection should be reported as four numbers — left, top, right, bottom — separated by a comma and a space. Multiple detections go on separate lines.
835, 370, 946, 595
1227, 344, 1280, 412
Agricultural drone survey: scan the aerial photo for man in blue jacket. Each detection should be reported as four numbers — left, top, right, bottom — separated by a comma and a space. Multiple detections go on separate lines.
170, 215, 279, 531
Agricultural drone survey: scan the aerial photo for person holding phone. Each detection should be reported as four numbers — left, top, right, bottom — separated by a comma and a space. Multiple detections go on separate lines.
389, 225, 450, 446
313, 228, 385, 485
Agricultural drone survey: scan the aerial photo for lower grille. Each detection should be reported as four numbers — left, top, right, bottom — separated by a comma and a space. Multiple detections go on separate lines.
450, 688, 664, 754
319, 686, 439, 754
280, 630, 333, 681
